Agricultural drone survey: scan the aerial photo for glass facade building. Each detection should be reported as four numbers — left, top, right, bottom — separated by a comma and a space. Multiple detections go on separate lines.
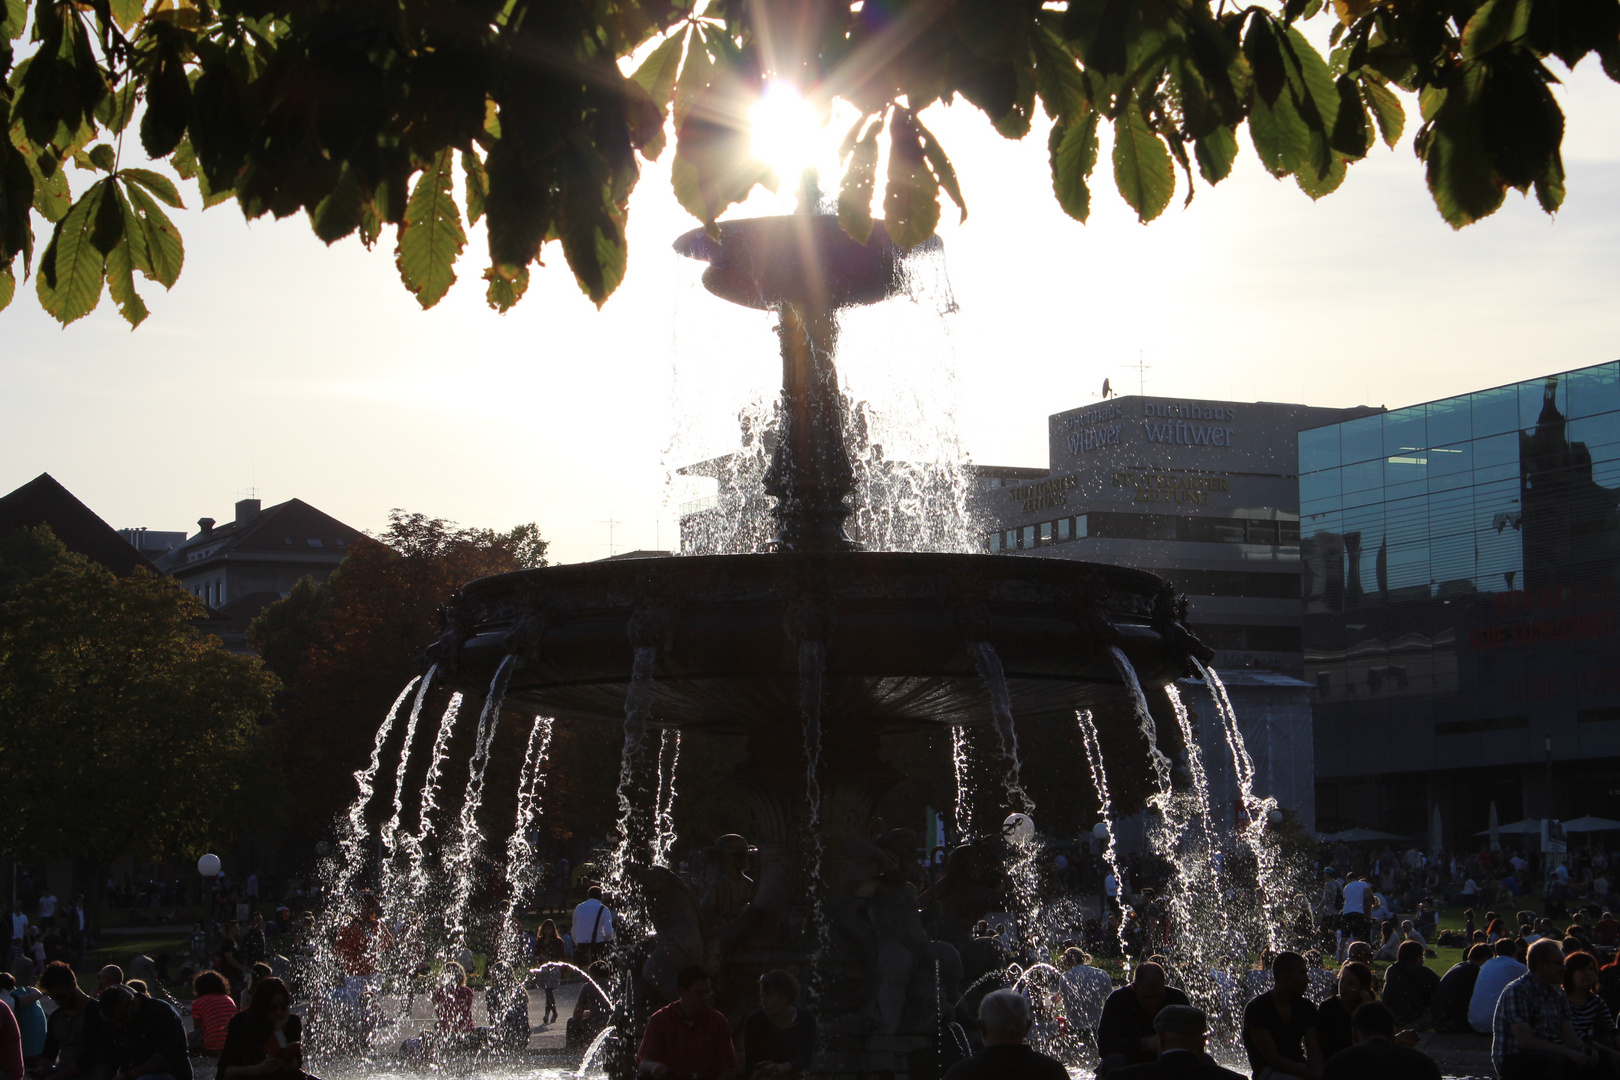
1301, 362, 1620, 839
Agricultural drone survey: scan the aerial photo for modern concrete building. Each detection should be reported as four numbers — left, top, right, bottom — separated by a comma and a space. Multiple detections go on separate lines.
1301, 361, 1620, 841
980, 394, 1381, 678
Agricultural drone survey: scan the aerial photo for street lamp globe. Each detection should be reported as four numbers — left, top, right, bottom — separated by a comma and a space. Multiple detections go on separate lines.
197, 853, 221, 878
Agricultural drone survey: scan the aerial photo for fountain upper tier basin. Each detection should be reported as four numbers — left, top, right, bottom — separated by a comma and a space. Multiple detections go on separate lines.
673, 216, 940, 310
433, 552, 1211, 729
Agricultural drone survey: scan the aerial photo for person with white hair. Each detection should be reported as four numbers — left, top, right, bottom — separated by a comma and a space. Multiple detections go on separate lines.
941, 989, 1067, 1079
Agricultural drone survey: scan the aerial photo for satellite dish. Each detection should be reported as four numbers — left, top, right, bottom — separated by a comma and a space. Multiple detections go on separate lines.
1101, 378, 1112, 399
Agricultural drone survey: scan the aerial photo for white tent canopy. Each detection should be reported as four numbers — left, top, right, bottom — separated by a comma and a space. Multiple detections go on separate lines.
1563, 816, 1620, 833
1475, 818, 1554, 836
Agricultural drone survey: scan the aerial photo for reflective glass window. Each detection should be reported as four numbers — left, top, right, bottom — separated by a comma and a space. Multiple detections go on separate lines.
1058, 517, 1071, 540
1300, 469, 1340, 506
1299, 425, 1340, 474
1473, 431, 1519, 470
1342, 459, 1385, 508
1384, 406, 1427, 460
1340, 414, 1384, 465
1472, 478, 1523, 591
1427, 395, 1471, 448
1075, 515, 1089, 538
1472, 385, 1518, 437
1022, 526, 1036, 547
1567, 361, 1620, 420
1040, 521, 1053, 541
988, 532, 1002, 552
1520, 375, 1568, 430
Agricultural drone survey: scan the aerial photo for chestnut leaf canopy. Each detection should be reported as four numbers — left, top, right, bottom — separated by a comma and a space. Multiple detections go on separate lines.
1, 0, 1614, 328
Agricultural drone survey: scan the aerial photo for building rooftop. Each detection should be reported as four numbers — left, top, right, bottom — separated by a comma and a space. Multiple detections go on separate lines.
0, 473, 156, 576
155, 497, 366, 572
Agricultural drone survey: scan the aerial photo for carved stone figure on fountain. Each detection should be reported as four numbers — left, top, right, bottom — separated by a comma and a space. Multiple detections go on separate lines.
700, 834, 762, 956
835, 829, 962, 1035
634, 865, 706, 1004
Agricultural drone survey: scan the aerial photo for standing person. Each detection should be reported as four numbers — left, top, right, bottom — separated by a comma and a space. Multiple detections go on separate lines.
940, 990, 1067, 1080
8, 908, 27, 965
534, 920, 564, 1026
1109, 1005, 1246, 1080
38, 963, 101, 1080
1241, 952, 1322, 1080
1492, 938, 1599, 1079
1058, 948, 1113, 1043
1339, 875, 1372, 948
241, 916, 266, 968
1431, 944, 1491, 1034
97, 984, 191, 1080
1468, 938, 1528, 1033
741, 970, 817, 1079
187, 971, 237, 1054
215, 924, 247, 997
635, 966, 738, 1080
1314, 961, 1375, 1063
1097, 962, 1190, 1075
1321, 1002, 1441, 1080
36, 892, 57, 933
333, 893, 394, 992
0, 975, 43, 1076
571, 887, 615, 967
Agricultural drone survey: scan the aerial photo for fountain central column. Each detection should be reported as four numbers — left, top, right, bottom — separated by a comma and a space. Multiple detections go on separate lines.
763, 302, 859, 552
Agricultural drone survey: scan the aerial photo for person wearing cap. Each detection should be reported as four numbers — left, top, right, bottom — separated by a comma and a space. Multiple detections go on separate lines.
1322, 1001, 1440, 1080
941, 989, 1066, 1079
1110, 1005, 1245, 1079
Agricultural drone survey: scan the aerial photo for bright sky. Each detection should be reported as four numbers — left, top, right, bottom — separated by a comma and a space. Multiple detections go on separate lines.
4, 49, 1618, 564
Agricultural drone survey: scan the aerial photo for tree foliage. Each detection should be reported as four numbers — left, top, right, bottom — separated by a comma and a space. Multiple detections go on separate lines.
2, 0, 1613, 325
253, 511, 588, 845
0, 526, 278, 865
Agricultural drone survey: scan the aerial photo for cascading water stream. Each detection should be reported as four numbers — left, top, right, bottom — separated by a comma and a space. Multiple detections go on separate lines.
966, 641, 1033, 814
380, 666, 438, 862
1109, 647, 1173, 798
316, 676, 421, 991
606, 643, 659, 922
949, 726, 973, 840
405, 692, 465, 898
498, 714, 555, 965
1075, 709, 1130, 967
443, 654, 517, 946
651, 728, 681, 866
797, 638, 832, 1009
1164, 683, 1216, 855
1193, 658, 1286, 952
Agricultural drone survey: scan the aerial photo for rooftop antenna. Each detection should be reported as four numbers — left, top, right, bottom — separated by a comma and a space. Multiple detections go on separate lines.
599, 513, 622, 557
1131, 350, 1150, 398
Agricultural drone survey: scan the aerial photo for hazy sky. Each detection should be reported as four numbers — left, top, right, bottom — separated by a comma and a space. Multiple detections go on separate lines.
4, 52, 1617, 564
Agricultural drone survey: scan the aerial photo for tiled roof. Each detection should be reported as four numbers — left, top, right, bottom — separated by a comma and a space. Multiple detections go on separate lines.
156, 498, 365, 570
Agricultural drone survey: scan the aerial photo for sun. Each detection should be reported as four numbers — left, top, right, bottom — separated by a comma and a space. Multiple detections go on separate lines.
749, 81, 822, 185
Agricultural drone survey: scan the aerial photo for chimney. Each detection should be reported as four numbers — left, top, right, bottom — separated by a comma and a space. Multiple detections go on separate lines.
198, 517, 215, 535
235, 498, 262, 525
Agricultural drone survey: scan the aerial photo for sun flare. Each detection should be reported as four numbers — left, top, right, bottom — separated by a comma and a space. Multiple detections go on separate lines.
749, 81, 822, 184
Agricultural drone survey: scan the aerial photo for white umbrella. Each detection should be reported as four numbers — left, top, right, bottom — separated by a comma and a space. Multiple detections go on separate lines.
1475, 818, 1543, 836
1322, 828, 1411, 843
1563, 816, 1620, 833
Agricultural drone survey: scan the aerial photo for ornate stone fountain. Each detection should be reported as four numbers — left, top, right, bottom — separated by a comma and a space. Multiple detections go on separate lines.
426, 208, 1213, 1079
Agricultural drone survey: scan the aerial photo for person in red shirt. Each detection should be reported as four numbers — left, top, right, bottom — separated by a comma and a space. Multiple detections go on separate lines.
187, 970, 238, 1054
430, 962, 475, 1051
1595, 912, 1620, 949
637, 967, 738, 1080
333, 893, 394, 984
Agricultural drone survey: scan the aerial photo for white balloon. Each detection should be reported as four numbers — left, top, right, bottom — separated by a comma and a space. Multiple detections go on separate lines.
196, 853, 221, 877
1002, 813, 1035, 843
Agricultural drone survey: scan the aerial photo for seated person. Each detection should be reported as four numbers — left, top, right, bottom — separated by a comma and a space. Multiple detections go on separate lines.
742, 971, 816, 1079
1381, 941, 1440, 1029
1432, 945, 1491, 1034
1242, 952, 1322, 1080
1322, 1002, 1441, 1080
637, 966, 737, 1080
1109, 1005, 1244, 1080
941, 990, 1066, 1080
1096, 963, 1189, 1073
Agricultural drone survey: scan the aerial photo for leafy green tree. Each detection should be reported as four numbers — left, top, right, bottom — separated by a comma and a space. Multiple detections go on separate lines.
259, 511, 557, 842
2, 0, 1613, 326
0, 526, 278, 922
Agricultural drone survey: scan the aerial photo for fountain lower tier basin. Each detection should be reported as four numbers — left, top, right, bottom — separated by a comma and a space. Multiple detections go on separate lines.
434, 552, 1211, 729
